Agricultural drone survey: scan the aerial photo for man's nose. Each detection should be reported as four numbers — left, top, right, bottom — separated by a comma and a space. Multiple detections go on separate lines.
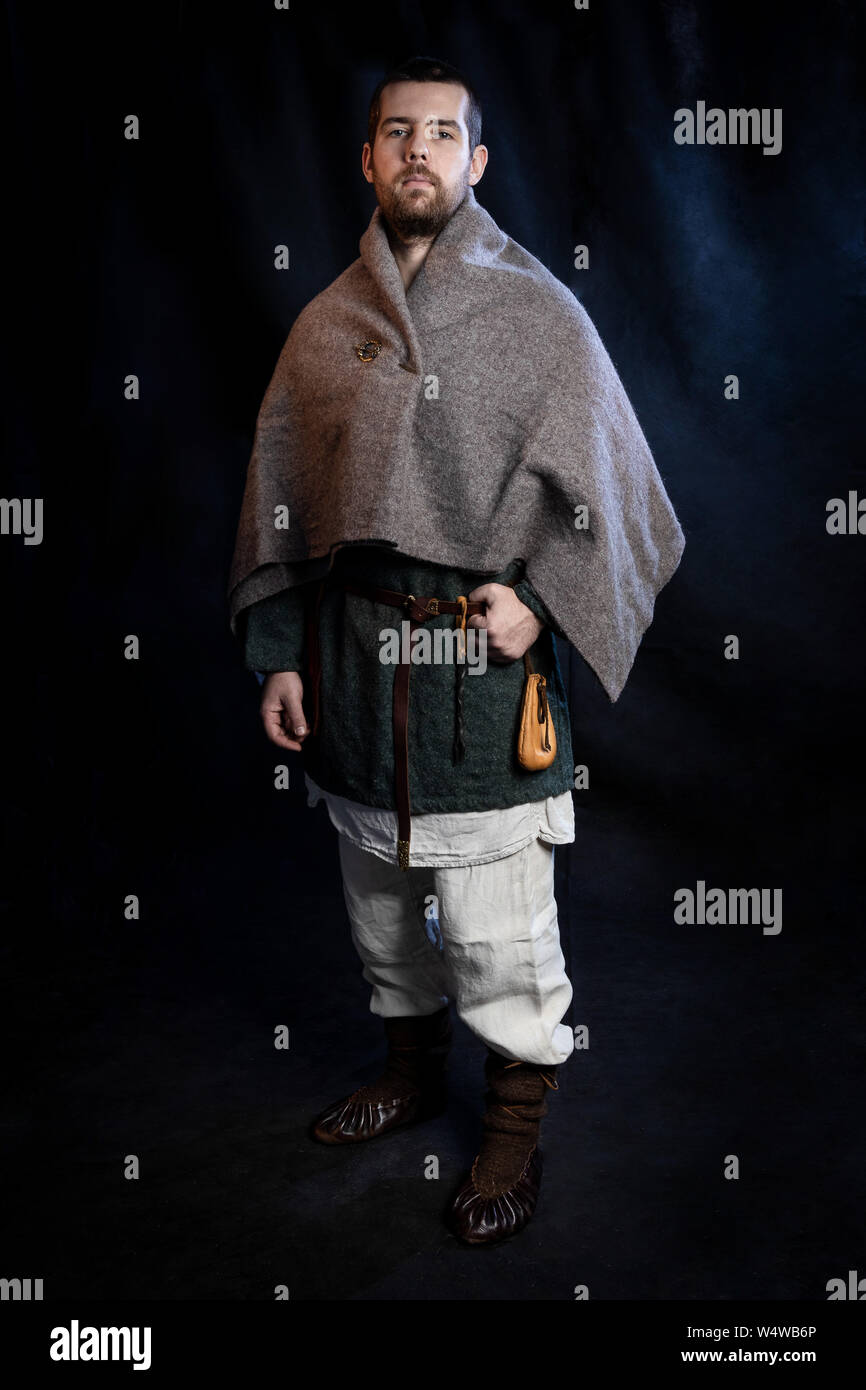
407, 133, 430, 160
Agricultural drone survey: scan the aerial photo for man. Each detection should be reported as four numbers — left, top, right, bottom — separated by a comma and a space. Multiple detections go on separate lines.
228, 56, 685, 1247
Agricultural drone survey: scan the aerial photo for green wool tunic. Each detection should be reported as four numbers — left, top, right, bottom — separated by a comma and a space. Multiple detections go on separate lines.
241, 543, 576, 815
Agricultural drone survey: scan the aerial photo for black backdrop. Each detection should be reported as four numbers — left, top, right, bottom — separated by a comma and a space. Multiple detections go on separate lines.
3, 0, 865, 1316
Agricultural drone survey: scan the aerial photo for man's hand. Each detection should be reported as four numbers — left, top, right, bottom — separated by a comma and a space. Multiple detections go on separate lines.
260, 671, 310, 751
465, 583, 544, 662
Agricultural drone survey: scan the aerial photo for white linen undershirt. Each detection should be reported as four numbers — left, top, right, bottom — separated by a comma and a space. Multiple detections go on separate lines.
304, 771, 575, 868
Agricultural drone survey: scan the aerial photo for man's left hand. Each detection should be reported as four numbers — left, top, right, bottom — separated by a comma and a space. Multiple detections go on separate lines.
465, 583, 544, 663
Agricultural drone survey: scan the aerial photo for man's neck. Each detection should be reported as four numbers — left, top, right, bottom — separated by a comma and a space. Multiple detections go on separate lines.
385, 224, 435, 292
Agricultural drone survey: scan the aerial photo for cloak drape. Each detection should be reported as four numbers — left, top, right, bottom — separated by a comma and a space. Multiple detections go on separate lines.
228, 185, 685, 701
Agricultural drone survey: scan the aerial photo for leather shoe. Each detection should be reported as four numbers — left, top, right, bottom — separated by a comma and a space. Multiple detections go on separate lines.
310, 1084, 445, 1145
310, 1006, 451, 1145
447, 1145, 544, 1245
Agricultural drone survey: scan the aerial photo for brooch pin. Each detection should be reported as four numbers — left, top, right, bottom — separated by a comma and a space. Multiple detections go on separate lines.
354, 339, 382, 362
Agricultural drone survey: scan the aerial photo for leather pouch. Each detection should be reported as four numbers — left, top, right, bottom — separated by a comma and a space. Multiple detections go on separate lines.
517, 648, 557, 770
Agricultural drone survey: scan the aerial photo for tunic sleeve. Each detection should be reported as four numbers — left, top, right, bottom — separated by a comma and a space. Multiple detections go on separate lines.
512, 577, 567, 642
242, 584, 308, 673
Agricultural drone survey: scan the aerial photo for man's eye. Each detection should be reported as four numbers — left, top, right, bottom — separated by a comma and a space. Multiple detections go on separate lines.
385, 127, 453, 138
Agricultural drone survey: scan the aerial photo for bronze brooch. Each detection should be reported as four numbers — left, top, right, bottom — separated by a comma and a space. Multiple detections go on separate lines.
354, 339, 382, 363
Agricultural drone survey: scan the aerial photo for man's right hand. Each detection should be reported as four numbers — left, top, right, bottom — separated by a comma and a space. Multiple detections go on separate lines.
260, 671, 310, 751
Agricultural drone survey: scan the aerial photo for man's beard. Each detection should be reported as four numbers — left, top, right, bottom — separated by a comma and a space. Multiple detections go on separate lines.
371, 163, 470, 240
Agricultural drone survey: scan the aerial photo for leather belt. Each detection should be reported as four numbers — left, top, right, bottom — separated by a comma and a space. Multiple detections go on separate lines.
304, 576, 485, 870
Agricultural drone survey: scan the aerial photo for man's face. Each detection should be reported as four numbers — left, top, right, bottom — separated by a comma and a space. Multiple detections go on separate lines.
362, 80, 487, 240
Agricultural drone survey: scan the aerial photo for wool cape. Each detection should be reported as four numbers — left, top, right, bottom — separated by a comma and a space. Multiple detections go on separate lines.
228, 185, 685, 701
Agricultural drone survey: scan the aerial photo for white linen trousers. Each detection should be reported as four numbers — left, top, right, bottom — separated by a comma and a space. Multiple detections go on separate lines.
307, 773, 576, 1066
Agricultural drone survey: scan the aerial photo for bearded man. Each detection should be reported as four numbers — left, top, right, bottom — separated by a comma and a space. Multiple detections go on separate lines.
228, 55, 685, 1246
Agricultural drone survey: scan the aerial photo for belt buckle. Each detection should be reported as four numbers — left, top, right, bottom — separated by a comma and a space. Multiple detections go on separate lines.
404, 593, 439, 617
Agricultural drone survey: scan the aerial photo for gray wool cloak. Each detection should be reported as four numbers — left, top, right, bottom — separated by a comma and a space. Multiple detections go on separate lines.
228, 185, 685, 702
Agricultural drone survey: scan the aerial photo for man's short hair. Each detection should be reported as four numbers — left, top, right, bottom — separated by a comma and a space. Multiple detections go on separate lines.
367, 55, 483, 157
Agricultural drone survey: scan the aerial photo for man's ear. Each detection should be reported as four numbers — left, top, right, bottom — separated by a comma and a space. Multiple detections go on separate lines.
468, 144, 488, 186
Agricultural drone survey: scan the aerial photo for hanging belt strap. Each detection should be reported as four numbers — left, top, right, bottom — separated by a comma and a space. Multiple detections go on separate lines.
309, 578, 485, 870
304, 576, 328, 738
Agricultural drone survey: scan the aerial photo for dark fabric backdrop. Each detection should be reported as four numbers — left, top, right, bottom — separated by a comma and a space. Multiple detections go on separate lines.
3, 0, 864, 1311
